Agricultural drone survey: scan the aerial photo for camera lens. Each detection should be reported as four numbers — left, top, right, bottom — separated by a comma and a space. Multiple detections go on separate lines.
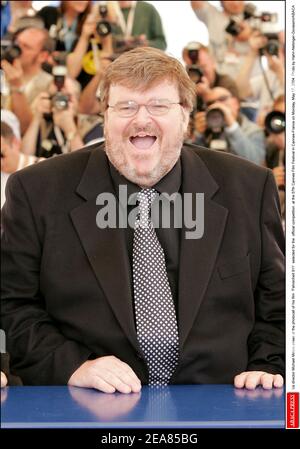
264, 111, 285, 134
96, 20, 112, 37
264, 39, 279, 56
187, 66, 203, 84
206, 108, 226, 131
52, 93, 69, 110
1, 44, 22, 64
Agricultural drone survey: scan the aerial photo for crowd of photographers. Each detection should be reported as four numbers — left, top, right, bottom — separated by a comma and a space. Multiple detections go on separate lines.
1, 1, 285, 224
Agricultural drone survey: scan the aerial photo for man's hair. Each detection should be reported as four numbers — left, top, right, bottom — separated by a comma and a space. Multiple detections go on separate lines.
1, 121, 15, 141
99, 47, 196, 112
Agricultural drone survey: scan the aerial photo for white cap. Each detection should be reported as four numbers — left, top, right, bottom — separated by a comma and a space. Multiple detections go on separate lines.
1, 109, 21, 139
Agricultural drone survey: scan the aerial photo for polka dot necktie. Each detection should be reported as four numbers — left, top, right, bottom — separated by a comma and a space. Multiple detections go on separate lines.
133, 188, 179, 385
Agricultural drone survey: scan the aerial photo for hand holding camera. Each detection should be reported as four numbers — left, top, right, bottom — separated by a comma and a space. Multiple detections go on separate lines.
206, 101, 236, 128
81, 14, 97, 40
31, 92, 52, 119
225, 5, 280, 56
194, 111, 207, 134
248, 30, 268, 53
1, 57, 23, 90
195, 76, 210, 97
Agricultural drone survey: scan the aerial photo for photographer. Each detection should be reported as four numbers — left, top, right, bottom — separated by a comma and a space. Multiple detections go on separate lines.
112, 1, 166, 52
236, 30, 284, 127
1, 25, 53, 134
21, 77, 84, 158
190, 1, 281, 122
264, 95, 285, 224
1, 112, 45, 208
37, 1, 113, 90
183, 42, 239, 98
194, 86, 265, 165
183, 42, 239, 143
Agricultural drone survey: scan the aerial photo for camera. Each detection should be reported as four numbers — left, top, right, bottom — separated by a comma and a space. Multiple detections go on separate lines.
264, 110, 285, 135
96, 1, 112, 37
205, 108, 228, 151
51, 64, 69, 110
225, 4, 280, 56
185, 42, 204, 84
184, 42, 206, 113
51, 91, 69, 110
225, 18, 243, 37
0, 40, 22, 64
257, 12, 280, 56
225, 4, 256, 37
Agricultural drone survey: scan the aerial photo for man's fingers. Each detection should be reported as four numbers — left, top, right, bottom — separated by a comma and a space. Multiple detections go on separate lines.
260, 373, 275, 390
91, 376, 116, 394
99, 371, 137, 394
234, 372, 248, 389
273, 374, 284, 388
234, 371, 284, 390
1, 371, 8, 388
68, 356, 142, 394
92, 356, 142, 393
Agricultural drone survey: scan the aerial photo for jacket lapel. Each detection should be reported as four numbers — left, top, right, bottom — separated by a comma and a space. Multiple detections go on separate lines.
178, 147, 229, 352
69, 146, 140, 352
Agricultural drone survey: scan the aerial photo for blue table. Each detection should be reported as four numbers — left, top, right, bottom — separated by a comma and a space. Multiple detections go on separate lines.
1, 385, 285, 429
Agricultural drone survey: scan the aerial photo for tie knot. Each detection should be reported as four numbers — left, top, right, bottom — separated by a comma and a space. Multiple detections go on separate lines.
137, 188, 157, 209
136, 188, 157, 227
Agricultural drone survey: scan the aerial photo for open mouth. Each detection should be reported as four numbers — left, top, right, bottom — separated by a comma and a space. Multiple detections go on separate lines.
129, 133, 157, 150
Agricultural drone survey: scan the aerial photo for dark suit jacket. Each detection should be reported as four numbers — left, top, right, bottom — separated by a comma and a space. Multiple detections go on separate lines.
1, 143, 285, 385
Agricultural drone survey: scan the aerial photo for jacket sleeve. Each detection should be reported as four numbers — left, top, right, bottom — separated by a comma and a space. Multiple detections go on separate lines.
1, 173, 92, 385
247, 170, 285, 376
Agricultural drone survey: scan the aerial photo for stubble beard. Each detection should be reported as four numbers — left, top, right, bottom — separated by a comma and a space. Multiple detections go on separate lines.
104, 126, 185, 187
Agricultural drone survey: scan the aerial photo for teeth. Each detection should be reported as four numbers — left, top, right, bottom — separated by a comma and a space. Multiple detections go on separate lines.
130, 134, 156, 138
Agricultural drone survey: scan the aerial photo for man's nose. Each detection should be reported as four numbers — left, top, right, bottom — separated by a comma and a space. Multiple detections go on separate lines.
132, 105, 153, 123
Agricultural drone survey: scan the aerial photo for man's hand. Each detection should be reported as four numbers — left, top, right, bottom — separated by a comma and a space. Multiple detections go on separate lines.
196, 76, 210, 97
272, 166, 285, 189
1, 371, 8, 388
81, 14, 97, 40
31, 92, 52, 119
1, 58, 24, 89
234, 371, 284, 390
194, 111, 207, 134
190, 1, 205, 11
68, 356, 142, 394
248, 30, 267, 54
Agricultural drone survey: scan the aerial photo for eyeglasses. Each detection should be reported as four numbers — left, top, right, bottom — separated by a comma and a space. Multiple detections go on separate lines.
107, 99, 182, 117
206, 95, 232, 107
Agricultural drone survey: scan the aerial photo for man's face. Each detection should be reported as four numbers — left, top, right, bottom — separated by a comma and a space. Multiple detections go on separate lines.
15, 29, 45, 69
205, 87, 239, 119
104, 80, 190, 187
67, 1, 90, 14
222, 1, 245, 15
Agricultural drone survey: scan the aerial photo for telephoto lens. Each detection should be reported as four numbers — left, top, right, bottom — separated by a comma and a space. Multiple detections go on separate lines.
264, 111, 285, 134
